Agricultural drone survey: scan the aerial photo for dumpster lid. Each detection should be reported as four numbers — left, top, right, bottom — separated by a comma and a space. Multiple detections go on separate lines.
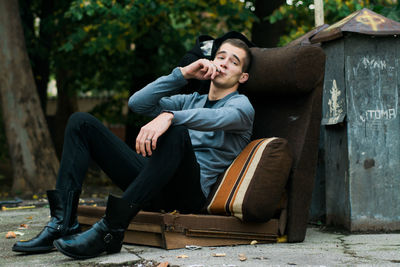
311, 8, 400, 43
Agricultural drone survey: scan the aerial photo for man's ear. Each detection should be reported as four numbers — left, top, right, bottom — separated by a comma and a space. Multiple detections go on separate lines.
239, 72, 249, 84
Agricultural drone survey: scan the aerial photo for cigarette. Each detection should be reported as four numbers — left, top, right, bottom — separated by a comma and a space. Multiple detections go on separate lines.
211, 63, 220, 72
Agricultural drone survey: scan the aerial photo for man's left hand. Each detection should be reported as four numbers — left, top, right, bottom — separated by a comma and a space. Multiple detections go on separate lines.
135, 112, 174, 157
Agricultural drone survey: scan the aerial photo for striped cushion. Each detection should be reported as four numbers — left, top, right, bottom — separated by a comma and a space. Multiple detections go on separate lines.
206, 138, 292, 222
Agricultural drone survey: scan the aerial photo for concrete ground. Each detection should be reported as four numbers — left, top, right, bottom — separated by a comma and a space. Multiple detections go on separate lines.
1, 205, 400, 267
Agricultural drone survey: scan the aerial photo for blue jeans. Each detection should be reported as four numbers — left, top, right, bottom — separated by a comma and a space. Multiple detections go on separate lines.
55, 112, 206, 213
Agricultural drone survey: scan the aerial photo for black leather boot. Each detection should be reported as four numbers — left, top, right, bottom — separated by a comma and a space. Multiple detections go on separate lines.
12, 190, 81, 253
53, 194, 140, 259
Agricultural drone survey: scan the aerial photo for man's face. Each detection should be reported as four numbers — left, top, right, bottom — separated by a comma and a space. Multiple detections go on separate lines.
212, 43, 249, 89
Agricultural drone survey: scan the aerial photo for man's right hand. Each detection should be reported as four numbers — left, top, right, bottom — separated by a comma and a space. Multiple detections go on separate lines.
180, 59, 220, 81
135, 112, 174, 157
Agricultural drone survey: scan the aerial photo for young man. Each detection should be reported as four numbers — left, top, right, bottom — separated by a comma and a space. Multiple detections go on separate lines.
12, 38, 254, 259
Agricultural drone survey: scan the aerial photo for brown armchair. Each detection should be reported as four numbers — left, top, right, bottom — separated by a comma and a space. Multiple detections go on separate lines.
244, 44, 325, 242
77, 42, 325, 247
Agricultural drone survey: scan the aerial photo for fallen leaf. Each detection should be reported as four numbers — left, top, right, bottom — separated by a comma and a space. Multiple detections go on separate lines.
212, 253, 226, 257
5, 232, 16, 239
25, 216, 33, 220
238, 253, 247, 261
277, 235, 288, 243
250, 240, 258, 245
19, 224, 28, 229
176, 255, 188, 259
170, 210, 179, 215
157, 262, 169, 267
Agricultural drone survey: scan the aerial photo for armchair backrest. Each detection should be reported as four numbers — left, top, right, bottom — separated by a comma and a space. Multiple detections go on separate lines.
242, 45, 325, 242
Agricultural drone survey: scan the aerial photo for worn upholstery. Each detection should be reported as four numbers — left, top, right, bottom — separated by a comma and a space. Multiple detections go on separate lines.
243, 45, 325, 95
206, 138, 292, 222
241, 44, 325, 242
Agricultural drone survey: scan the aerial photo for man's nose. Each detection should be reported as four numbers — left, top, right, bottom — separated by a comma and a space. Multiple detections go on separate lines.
219, 59, 228, 68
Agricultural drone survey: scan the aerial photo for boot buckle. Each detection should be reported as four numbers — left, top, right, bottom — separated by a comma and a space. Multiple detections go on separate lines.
104, 233, 113, 243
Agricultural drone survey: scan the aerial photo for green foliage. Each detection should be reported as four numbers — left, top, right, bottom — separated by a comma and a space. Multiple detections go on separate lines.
380, 0, 400, 21
20, 0, 256, 125
55, 0, 256, 123
269, 0, 400, 46
61, 0, 255, 69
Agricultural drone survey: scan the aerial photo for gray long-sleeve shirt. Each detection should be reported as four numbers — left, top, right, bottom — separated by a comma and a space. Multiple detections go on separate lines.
128, 67, 254, 197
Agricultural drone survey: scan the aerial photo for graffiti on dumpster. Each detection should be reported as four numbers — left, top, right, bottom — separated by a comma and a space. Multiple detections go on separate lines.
360, 108, 396, 122
355, 10, 386, 31
326, 79, 345, 124
360, 56, 396, 72
347, 55, 399, 123
361, 57, 388, 71
321, 9, 386, 34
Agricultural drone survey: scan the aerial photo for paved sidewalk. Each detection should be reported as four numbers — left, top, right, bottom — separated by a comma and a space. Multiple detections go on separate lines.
1, 206, 400, 266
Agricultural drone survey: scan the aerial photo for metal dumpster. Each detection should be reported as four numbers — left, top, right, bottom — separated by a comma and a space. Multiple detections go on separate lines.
311, 8, 400, 231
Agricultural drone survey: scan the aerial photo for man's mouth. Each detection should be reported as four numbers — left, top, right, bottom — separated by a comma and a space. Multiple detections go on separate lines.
218, 70, 226, 76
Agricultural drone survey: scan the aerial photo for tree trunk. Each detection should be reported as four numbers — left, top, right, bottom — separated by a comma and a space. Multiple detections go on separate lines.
31, 0, 53, 115
251, 0, 287, 48
19, 0, 53, 114
0, 1, 59, 195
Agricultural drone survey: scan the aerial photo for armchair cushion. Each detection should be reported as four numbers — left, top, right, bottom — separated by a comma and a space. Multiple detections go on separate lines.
206, 138, 293, 222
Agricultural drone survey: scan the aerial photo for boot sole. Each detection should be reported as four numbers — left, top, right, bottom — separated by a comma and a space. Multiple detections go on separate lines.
53, 240, 105, 260
12, 245, 55, 253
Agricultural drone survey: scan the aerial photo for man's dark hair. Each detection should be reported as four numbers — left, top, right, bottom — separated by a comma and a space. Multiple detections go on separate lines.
218, 38, 252, 72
